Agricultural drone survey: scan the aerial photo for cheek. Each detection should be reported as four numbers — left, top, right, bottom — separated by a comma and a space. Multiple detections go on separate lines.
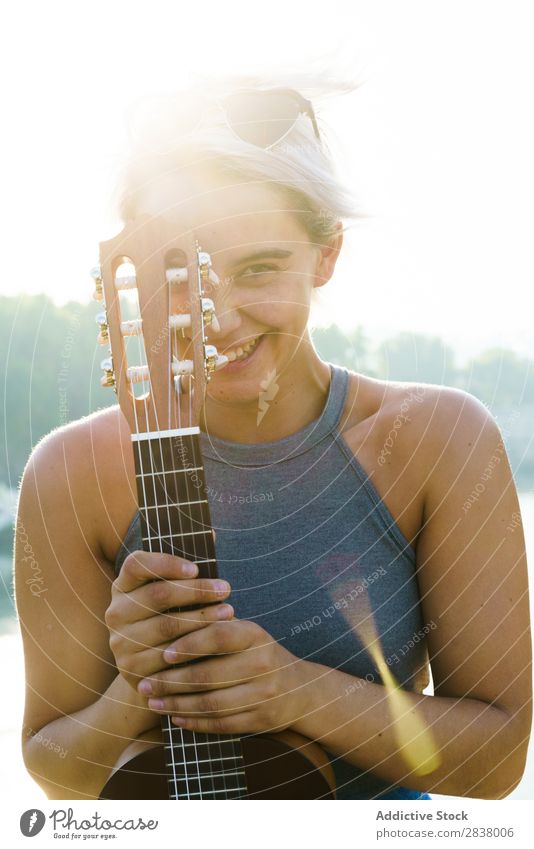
246, 303, 309, 335
242, 278, 313, 329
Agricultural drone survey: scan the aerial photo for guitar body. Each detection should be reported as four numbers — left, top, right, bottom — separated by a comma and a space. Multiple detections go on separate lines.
100, 727, 336, 799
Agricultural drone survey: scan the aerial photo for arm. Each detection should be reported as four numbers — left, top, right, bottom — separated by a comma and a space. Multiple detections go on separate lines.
16, 413, 235, 800
15, 420, 157, 800
292, 389, 532, 797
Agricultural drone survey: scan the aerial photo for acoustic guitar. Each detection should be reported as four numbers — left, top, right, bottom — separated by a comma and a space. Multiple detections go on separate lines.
93, 214, 336, 799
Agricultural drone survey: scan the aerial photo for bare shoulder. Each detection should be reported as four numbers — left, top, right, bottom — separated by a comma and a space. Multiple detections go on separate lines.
342, 370, 499, 476
339, 371, 505, 550
21, 404, 136, 563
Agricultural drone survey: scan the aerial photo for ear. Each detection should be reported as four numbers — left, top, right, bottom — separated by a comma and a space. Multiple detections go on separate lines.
312, 221, 344, 289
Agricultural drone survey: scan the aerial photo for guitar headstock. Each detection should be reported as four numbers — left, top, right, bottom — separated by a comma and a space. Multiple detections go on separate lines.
93, 214, 227, 435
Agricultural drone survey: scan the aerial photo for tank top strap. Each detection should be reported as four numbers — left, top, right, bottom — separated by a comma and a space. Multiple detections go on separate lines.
200, 364, 350, 467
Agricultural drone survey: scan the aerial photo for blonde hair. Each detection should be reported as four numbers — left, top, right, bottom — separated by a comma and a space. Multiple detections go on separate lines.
114, 70, 365, 246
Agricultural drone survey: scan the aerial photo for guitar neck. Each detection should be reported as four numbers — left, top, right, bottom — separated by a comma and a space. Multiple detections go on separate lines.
132, 427, 247, 799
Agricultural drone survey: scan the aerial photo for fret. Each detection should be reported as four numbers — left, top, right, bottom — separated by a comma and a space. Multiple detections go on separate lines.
169, 787, 247, 799
136, 466, 204, 477
132, 426, 200, 441
141, 502, 211, 539
155, 539, 215, 563
165, 770, 246, 798
166, 769, 246, 779
142, 530, 212, 542
169, 737, 242, 747
163, 749, 243, 765
146, 499, 209, 508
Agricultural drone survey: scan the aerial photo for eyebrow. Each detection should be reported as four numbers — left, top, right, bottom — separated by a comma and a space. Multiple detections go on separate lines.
230, 249, 293, 268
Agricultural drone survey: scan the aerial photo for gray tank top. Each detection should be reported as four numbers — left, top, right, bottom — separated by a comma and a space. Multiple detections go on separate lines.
115, 365, 431, 800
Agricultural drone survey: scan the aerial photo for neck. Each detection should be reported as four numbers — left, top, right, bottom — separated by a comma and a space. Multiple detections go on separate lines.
201, 346, 331, 444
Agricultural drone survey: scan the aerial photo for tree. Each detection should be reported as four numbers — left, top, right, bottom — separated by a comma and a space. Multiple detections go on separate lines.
375, 332, 459, 386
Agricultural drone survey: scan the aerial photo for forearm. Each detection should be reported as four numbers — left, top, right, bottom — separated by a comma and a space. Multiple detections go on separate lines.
23, 674, 157, 800
293, 661, 528, 799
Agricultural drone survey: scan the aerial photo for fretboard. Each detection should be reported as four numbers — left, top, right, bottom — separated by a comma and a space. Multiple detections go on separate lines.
132, 428, 247, 799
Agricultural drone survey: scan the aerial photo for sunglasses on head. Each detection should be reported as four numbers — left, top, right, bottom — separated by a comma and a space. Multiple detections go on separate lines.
126, 87, 321, 153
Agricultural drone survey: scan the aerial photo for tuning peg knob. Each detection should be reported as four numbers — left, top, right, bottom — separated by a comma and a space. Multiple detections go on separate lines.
100, 357, 115, 389
166, 267, 188, 284
201, 298, 220, 332
204, 345, 228, 378
91, 266, 104, 302
95, 312, 109, 344
197, 249, 220, 289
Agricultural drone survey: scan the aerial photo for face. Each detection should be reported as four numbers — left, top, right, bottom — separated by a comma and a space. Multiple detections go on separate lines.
136, 167, 339, 409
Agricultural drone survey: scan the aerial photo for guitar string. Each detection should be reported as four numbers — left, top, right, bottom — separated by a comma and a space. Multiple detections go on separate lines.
199, 250, 246, 798
167, 263, 203, 799
127, 273, 181, 802
174, 368, 208, 796
183, 251, 217, 799
197, 254, 245, 798
190, 251, 221, 799
133, 263, 192, 800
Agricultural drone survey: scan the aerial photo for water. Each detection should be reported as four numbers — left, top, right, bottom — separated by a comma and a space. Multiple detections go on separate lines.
2, 493, 533, 801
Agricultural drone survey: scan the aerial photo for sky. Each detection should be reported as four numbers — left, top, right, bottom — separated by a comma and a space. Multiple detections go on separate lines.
1, 0, 533, 363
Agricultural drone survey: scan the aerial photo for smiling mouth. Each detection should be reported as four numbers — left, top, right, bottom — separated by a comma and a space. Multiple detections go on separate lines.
223, 335, 262, 363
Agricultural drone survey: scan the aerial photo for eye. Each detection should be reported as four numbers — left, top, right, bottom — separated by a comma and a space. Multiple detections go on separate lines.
238, 263, 278, 279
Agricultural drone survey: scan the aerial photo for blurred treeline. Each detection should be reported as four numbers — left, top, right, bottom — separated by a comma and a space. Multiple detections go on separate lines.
1, 294, 533, 513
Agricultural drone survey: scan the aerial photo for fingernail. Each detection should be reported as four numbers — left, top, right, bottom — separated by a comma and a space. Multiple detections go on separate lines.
138, 680, 152, 695
163, 647, 178, 663
148, 698, 164, 710
172, 716, 187, 727
182, 562, 198, 577
214, 580, 230, 595
216, 604, 233, 619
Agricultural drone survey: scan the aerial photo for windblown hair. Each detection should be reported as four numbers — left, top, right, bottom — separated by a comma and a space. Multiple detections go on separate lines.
114, 69, 365, 247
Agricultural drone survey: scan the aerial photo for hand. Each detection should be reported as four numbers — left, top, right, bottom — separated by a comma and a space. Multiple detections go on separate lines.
104, 551, 234, 692
137, 618, 312, 735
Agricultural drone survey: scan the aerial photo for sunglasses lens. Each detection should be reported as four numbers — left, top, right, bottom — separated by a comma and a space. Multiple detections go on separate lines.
224, 91, 302, 148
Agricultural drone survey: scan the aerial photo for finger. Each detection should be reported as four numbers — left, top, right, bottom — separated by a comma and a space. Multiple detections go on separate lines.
162, 619, 258, 665
171, 710, 259, 736
121, 603, 234, 650
114, 551, 198, 593
139, 643, 265, 697
115, 577, 231, 624
148, 683, 267, 718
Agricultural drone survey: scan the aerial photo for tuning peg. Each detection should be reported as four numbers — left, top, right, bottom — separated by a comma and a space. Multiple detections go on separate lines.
169, 313, 192, 330
204, 344, 228, 378
127, 365, 149, 384
172, 358, 194, 375
166, 264, 220, 287
100, 357, 115, 389
91, 266, 104, 301
120, 319, 142, 336
126, 360, 194, 385
114, 274, 137, 290
95, 312, 109, 345
197, 249, 221, 288
201, 298, 220, 333
166, 267, 188, 285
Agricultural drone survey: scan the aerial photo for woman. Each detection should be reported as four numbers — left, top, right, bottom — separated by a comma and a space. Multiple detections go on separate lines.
15, 76, 531, 800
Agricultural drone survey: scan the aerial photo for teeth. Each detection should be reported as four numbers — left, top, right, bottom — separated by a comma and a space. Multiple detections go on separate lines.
224, 336, 260, 363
